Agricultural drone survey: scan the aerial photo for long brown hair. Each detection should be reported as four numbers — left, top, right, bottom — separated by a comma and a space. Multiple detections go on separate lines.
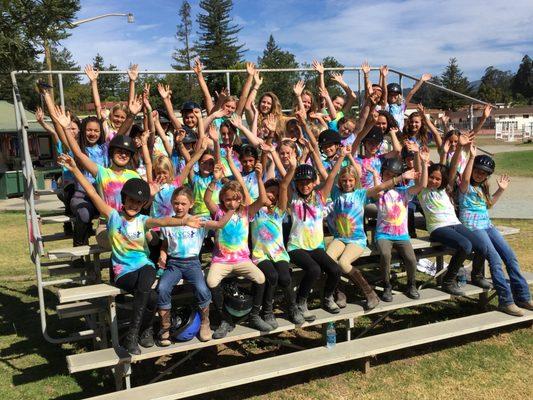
219, 180, 246, 214
402, 111, 429, 145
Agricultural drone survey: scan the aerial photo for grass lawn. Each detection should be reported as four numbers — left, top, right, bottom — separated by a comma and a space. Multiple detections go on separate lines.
494, 150, 533, 177
0, 212, 532, 399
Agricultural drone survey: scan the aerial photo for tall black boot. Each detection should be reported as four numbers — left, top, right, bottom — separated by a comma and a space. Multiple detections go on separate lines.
211, 285, 234, 339
262, 283, 278, 329
442, 250, 467, 296
248, 282, 272, 332
470, 255, 492, 289
282, 286, 305, 324
123, 291, 150, 355
139, 290, 157, 348
73, 218, 90, 247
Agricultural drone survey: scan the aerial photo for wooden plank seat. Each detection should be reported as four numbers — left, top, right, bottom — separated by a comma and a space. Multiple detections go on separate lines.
85, 309, 533, 400
39, 214, 72, 224
59, 284, 121, 304
47, 244, 106, 260
57, 300, 105, 320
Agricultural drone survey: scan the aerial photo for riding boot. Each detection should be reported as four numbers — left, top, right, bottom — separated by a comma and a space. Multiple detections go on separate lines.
282, 286, 305, 324
198, 306, 212, 342
123, 291, 150, 355
346, 268, 380, 310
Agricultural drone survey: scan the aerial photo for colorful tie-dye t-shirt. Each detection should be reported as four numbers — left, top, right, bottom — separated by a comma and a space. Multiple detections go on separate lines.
287, 191, 326, 252
385, 102, 407, 131
220, 146, 242, 177
330, 187, 367, 247
106, 209, 153, 281
160, 218, 207, 259
446, 148, 469, 175
153, 132, 173, 160
56, 142, 75, 185
242, 171, 259, 201
83, 143, 109, 186
212, 207, 250, 264
191, 172, 221, 217
95, 165, 140, 214
376, 187, 412, 241
251, 207, 290, 264
458, 184, 492, 231
150, 176, 183, 219
356, 155, 384, 189
417, 188, 461, 233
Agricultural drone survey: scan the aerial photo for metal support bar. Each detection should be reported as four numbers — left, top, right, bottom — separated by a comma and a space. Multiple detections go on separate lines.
107, 296, 119, 348
226, 71, 231, 95
58, 73, 65, 111
256, 337, 305, 350
148, 349, 202, 385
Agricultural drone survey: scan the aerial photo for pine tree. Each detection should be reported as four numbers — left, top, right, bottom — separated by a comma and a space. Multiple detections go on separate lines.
438, 58, 472, 111
511, 55, 533, 103
477, 66, 513, 104
195, 0, 245, 92
411, 76, 442, 109
257, 35, 299, 108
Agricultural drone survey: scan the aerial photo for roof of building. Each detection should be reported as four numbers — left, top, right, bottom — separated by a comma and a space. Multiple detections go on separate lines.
0, 101, 46, 133
491, 106, 533, 115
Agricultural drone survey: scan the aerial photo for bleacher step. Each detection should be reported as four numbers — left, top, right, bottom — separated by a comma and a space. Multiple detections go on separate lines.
57, 301, 104, 319
40, 215, 71, 224
47, 244, 105, 260
85, 310, 533, 400
59, 284, 121, 304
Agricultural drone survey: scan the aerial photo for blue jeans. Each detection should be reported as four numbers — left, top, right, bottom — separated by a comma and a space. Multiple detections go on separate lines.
471, 226, 531, 306
157, 257, 211, 309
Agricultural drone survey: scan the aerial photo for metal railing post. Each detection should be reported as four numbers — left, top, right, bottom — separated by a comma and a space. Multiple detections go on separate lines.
58, 73, 66, 111
226, 71, 231, 95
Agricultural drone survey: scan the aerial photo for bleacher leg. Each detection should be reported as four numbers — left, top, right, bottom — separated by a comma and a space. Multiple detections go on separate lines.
107, 297, 119, 348
361, 357, 371, 374
436, 256, 444, 286
346, 318, 354, 341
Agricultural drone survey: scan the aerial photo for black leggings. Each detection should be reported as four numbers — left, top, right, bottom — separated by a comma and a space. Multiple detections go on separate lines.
257, 260, 291, 305
70, 190, 98, 246
288, 248, 341, 299
115, 265, 158, 329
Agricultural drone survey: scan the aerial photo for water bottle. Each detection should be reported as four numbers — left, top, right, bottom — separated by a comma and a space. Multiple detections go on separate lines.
457, 266, 467, 287
326, 322, 336, 349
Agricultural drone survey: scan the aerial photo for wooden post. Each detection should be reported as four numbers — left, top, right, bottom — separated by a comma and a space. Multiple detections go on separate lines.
361, 357, 371, 374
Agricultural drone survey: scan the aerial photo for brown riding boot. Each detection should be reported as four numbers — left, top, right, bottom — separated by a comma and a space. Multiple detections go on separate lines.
198, 306, 212, 342
347, 268, 380, 310
157, 309, 171, 347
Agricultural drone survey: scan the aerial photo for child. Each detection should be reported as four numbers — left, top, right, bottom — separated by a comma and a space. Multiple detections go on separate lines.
282, 152, 344, 321
371, 155, 426, 301
239, 145, 260, 201
157, 186, 235, 345
457, 149, 532, 316
58, 154, 202, 355
204, 164, 270, 338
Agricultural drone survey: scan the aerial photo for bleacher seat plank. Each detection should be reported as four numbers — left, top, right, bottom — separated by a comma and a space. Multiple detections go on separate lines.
56, 301, 103, 319
85, 310, 533, 400
67, 288, 450, 373
40, 215, 71, 224
42, 232, 71, 242
47, 244, 105, 260
59, 284, 121, 304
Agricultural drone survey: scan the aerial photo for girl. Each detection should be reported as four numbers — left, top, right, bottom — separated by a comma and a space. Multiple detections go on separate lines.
457, 149, 532, 316
375, 110, 399, 154
417, 161, 485, 296
238, 145, 260, 201
157, 186, 235, 345
129, 125, 153, 181
204, 163, 270, 338
281, 150, 345, 321
58, 154, 202, 355
370, 155, 426, 301
244, 72, 286, 134
401, 111, 431, 147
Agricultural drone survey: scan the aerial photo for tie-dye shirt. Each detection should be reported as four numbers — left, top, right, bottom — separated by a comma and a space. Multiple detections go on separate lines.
330, 187, 367, 247
287, 191, 326, 252
220, 146, 242, 177
457, 184, 492, 231
242, 171, 259, 201
417, 188, 461, 233
153, 132, 173, 160
107, 209, 153, 281
385, 102, 407, 131
82, 143, 109, 187
160, 217, 207, 259
446, 149, 469, 175
56, 142, 75, 185
376, 187, 412, 241
251, 207, 290, 263
212, 207, 250, 264
150, 176, 183, 219
95, 165, 140, 214
356, 155, 384, 189
191, 172, 221, 217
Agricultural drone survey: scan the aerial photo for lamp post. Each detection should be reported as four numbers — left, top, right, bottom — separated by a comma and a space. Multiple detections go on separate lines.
44, 12, 134, 98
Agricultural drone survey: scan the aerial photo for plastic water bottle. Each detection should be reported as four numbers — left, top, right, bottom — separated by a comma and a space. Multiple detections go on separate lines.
457, 267, 467, 287
326, 322, 336, 349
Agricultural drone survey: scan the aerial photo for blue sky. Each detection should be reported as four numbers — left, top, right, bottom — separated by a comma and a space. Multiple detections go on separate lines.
62, 0, 533, 86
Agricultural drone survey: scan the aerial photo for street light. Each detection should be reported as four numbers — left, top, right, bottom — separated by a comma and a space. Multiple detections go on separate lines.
44, 12, 134, 97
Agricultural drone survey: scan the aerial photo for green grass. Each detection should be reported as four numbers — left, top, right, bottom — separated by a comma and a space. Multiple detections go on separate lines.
0, 212, 532, 399
494, 150, 533, 177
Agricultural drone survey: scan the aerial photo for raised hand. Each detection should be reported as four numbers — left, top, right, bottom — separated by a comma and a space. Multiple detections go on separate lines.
419, 148, 430, 163
482, 104, 493, 119
340, 145, 351, 157
264, 113, 277, 132
129, 94, 143, 115
288, 153, 297, 169
380, 65, 389, 77
312, 60, 324, 74
420, 73, 432, 82
213, 163, 224, 181
253, 71, 263, 87
157, 83, 172, 100
84, 64, 99, 82
211, 108, 227, 119
193, 108, 202, 120
246, 62, 256, 75
53, 105, 71, 128
402, 169, 420, 181
497, 174, 510, 190
293, 80, 305, 97
361, 60, 371, 74
193, 57, 204, 75
141, 130, 150, 146
469, 144, 477, 158
254, 162, 263, 177
416, 103, 426, 116
35, 106, 44, 123
260, 142, 274, 153
442, 139, 451, 154
229, 114, 243, 129
175, 128, 186, 143
440, 114, 450, 126
458, 132, 474, 147
57, 153, 77, 171
330, 72, 345, 85
405, 140, 420, 153
318, 86, 329, 99
208, 124, 219, 142
295, 109, 307, 124
128, 64, 139, 81
215, 87, 229, 101
198, 136, 209, 151
142, 83, 152, 109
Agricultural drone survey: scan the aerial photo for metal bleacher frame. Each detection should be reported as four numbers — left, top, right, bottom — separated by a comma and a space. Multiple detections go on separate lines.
10, 67, 531, 399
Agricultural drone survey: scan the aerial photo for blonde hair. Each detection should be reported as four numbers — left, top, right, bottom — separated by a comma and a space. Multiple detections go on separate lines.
153, 155, 175, 183
222, 95, 238, 106
109, 103, 129, 130
219, 180, 246, 213
338, 166, 361, 191
258, 92, 285, 134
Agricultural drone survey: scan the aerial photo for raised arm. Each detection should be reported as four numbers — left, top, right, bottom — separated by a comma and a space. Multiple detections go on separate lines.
458, 142, 476, 194
153, 110, 173, 157
193, 57, 215, 114
236, 62, 256, 116
178, 136, 208, 184
157, 83, 183, 131
140, 130, 153, 182
379, 65, 388, 107
279, 154, 296, 212
331, 72, 357, 114
207, 124, 222, 165
248, 162, 267, 217
127, 64, 139, 105
305, 138, 328, 182
492, 175, 510, 206
320, 148, 349, 202
84, 65, 102, 120
117, 95, 143, 136
449, 133, 474, 188
230, 114, 264, 147
408, 148, 429, 195
35, 106, 59, 144
58, 154, 112, 218
471, 105, 493, 136
383, 126, 402, 158
361, 61, 373, 100
405, 73, 431, 104
318, 85, 337, 121
226, 147, 252, 205
244, 71, 262, 125
204, 163, 224, 215
293, 80, 306, 114
417, 103, 442, 148
312, 60, 326, 92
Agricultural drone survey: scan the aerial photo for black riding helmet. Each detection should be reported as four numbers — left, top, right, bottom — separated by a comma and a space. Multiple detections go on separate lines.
381, 157, 404, 176
401, 146, 416, 160
473, 155, 495, 175
181, 101, 201, 112
121, 178, 151, 203
108, 134, 135, 158
156, 108, 170, 124
318, 129, 342, 146
362, 126, 384, 144
181, 126, 198, 144
387, 83, 402, 95
294, 164, 317, 182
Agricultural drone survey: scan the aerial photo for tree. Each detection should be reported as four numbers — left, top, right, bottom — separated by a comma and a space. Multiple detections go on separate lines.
195, 0, 245, 92
437, 58, 472, 111
477, 66, 513, 104
411, 76, 443, 108
511, 55, 533, 103
92, 53, 124, 101
43, 45, 81, 94
301, 56, 345, 99
257, 35, 299, 108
